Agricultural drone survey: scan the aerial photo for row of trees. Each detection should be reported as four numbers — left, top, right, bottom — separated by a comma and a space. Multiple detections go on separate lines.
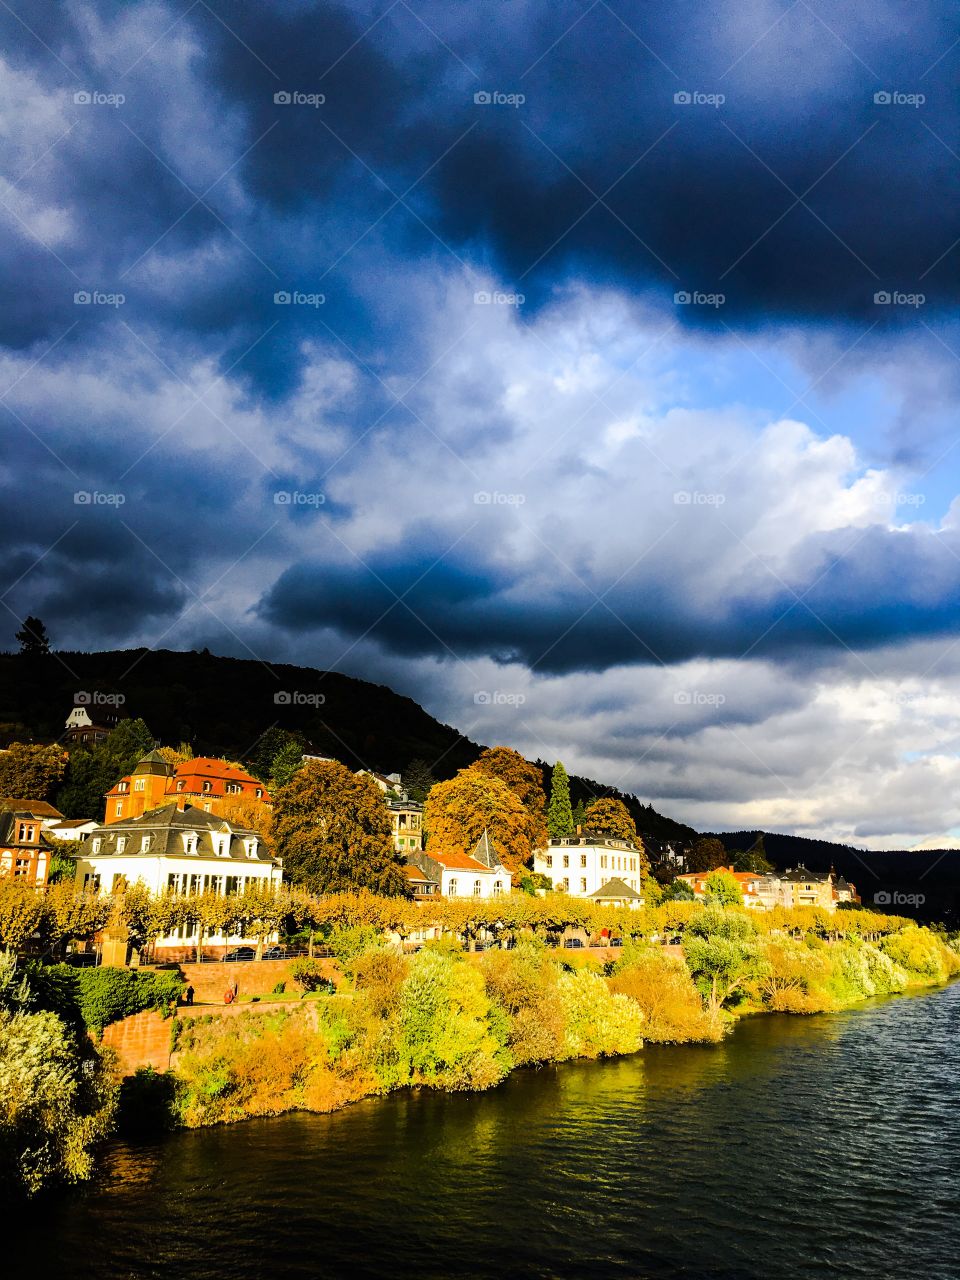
0, 874, 918, 962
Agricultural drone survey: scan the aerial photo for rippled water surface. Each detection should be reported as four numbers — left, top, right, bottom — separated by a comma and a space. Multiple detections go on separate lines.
21, 983, 960, 1280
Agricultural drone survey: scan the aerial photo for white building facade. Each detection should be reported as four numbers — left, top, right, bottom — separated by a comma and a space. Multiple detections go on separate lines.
534, 835, 645, 897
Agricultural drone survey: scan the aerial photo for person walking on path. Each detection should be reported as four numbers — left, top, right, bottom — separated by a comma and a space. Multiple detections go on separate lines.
185, 985, 194, 1006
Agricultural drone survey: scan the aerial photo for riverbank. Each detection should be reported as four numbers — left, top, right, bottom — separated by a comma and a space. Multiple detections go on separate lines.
163, 915, 959, 1131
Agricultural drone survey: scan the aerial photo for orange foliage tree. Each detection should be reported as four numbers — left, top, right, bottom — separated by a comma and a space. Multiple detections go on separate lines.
425, 768, 532, 881
471, 747, 549, 853
583, 797, 650, 876
272, 760, 404, 896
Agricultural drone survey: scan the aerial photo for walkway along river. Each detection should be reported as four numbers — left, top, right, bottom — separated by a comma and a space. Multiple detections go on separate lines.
18, 981, 960, 1280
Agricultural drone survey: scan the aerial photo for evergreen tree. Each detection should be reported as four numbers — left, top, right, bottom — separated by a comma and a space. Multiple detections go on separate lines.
572, 799, 587, 828
547, 761, 574, 839
15, 616, 50, 656
402, 758, 436, 804
270, 740, 306, 789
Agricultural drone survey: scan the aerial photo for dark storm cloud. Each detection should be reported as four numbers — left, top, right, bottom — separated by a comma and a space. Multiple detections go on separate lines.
260, 520, 960, 674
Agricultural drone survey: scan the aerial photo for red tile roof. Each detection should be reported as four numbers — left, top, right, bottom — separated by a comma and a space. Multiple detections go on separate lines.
431, 850, 495, 872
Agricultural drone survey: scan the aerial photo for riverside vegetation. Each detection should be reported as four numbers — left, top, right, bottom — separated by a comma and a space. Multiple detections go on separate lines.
3, 885, 956, 1198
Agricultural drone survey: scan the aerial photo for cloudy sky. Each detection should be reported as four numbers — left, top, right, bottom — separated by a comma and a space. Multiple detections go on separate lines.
4, 0, 960, 847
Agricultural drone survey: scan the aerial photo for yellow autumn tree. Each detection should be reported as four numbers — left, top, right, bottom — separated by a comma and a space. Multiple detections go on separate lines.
425, 768, 531, 881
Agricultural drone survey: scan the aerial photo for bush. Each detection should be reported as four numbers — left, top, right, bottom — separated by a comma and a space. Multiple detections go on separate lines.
398, 950, 510, 1091
481, 940, 566, 1065
272, 981, 286, 995
557, 968, 644, 1059
608, 947, 724, 1040
880, 929, 947, 981
30, 965, 182, 1033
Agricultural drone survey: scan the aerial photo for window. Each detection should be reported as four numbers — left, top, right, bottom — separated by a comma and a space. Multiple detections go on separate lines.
17, 823, 35, 842
244, 838, 258, 859
83, 873, 101, 892
580, 877, 587, 892
448, 878, 458, 897
141, 835, 151, 852
183, 833, 198, 855
580, 854, 587, 868
545, 854, 553, 868
562, 854, 569, 868
493, 880, 504, 896
92, 837, 102, 853
630, 858, 636, 872
601, 855, 608, 869
226, 783, 240, 794
202, 780, 212, 793
561, 877, 570, 891
118, 781, 129, 793
255, 788, 263, 799
176, 779, 185, 792
134, 778, 145, 792
115, 802, 123, 817
473, 879, 482, 896
116, 836, 126, 854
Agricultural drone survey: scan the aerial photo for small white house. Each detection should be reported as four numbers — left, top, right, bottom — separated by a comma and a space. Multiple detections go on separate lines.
408, 830, 510, 899
44, 817, 99, 842
534, 834, 646, 904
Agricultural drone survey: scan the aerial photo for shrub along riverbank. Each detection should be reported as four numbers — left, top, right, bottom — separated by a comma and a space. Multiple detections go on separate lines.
2, 904, 958, 1196
169, 907, 959, 1128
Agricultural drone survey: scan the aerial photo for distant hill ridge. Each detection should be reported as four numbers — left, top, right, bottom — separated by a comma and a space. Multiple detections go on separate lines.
0, 646, 693, 841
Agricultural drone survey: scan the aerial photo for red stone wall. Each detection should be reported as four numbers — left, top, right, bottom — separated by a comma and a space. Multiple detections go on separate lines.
164, 957, 341, 1004
99, 1009, 173, 1074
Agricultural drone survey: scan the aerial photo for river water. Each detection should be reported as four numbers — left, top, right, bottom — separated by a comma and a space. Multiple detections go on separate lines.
20, 982, 960, 1280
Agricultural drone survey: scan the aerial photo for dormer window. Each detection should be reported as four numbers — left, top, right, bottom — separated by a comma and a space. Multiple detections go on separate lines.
118, 781, 129, 793
202, 781, 212, 793
16, 823, 35, 842
183, 832, 198, 855
176, 780, 185, 792
255, 788, 263, 799
141, 835, 152, 852
116, 836, 126, 854
226, 783, 240, 794
244, 838, 258, 859
92, 837, 102, 853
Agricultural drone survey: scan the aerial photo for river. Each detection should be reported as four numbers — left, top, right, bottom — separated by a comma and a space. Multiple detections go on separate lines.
19, 982, 960, 1279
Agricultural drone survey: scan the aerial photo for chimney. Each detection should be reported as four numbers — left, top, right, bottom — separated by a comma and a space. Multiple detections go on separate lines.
575, 824, 582, 836
176, 795, 188, 812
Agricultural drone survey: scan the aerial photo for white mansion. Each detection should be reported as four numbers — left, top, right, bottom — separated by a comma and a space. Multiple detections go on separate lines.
534, 834, 646, 907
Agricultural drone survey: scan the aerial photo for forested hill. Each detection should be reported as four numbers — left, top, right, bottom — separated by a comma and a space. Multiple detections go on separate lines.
0, 647, 692, 838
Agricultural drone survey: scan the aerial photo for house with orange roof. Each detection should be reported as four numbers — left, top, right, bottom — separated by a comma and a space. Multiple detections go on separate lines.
407, 830, 510, 899
676, 866, 778, 908
105, 752, 270, 824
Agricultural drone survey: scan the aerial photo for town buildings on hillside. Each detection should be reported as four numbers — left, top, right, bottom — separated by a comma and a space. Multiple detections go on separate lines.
105, 751, 270, 823
677, 864, 859, 912
64, 704, 121, 746
533, 833, 647, 905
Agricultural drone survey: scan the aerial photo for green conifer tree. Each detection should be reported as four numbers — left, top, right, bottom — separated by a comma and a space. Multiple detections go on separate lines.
547, 761, 574, 839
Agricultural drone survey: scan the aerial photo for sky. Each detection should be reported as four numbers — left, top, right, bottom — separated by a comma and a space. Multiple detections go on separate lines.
3, 0, 960, 848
